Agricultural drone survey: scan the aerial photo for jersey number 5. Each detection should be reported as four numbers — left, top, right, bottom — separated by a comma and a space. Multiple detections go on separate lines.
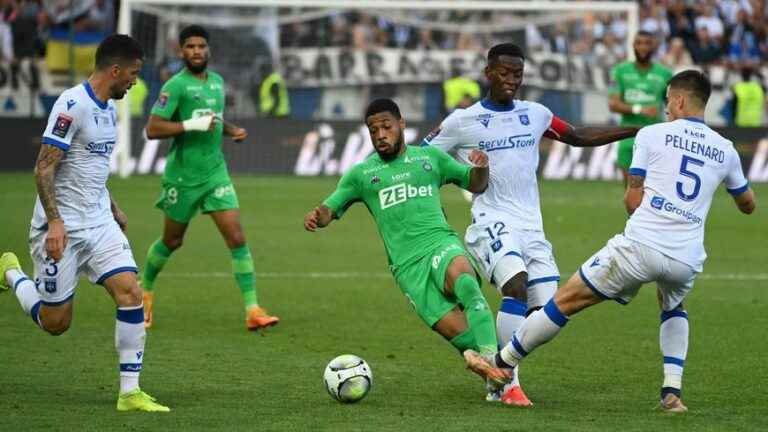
676, 155, 704, 201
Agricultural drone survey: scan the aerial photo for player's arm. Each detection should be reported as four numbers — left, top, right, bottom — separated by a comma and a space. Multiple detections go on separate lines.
546, 115, 639, 147
305, 169, 361, 231
725, 149, 756, 214
624, 174, 645, 215
467, 150, 489, 193
732, 189, 756, 214
34, 144, 67, 261
109, 191, 128, 232
145, 80, 215, 139
221, 119, 247, 142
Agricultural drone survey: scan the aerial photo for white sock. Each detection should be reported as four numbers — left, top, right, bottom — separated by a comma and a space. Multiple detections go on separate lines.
497, 297, 526, 386
116, 304, 146, 395
660, 310, 688, 394
500, 299, 568, 367
8, 269, 42, 327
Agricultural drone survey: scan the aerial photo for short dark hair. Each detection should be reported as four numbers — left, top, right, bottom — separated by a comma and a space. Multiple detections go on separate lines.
365, 98, 401, 121
635, 30, 656, 39
668, 69, 711, 106
179, 25, 209, 46
487, 43, 525, 63
95, 34, 144, 70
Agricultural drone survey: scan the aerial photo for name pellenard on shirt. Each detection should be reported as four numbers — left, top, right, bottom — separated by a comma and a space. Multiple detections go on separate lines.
664, 134, 725, 163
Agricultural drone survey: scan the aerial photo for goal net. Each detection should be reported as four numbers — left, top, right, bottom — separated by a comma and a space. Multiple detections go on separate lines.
117, 0, 638, 177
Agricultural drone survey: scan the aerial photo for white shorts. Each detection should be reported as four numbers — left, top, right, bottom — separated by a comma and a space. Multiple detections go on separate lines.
465, 219, 559, 306
29, 221, 138, 305
578, 234, 697, 311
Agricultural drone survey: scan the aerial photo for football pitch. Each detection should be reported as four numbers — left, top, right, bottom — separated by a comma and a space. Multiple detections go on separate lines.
0, 173, 765, 431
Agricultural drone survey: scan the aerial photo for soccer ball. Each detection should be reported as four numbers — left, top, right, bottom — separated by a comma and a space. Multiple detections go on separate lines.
323, 354, 373, 403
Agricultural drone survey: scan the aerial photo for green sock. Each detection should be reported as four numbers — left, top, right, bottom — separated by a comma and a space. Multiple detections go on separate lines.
449, 328, 477, 354
453, 273, 497, 354
231, 245, 258, 310
141, 239, 172, 291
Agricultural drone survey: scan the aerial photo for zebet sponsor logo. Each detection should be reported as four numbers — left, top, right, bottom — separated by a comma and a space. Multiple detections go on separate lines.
379, 183, 434, 209
650, 196, 702, 224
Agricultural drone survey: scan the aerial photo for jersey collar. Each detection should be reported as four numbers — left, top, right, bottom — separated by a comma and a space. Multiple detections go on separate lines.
480, 98, 515, 112
683, 117, 705, 124
82, 80, 109, 110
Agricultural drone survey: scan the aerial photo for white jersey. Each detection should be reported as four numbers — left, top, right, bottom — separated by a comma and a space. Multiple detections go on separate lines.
423, 99, 555, 230
32, 81, 118, 231
625, 118, 749, 271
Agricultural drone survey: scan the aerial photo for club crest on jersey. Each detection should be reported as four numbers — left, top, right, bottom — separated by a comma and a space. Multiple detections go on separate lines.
519, 114, 530, 125
422, 161, 432, 172
44, 278, 57, 293
370, 175, 380, 184
52, 113, 73, 138
476, 113, 492, 128
155, 92, 169, 109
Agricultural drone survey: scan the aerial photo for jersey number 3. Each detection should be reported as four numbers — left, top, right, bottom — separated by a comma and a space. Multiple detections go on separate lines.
676, 155, 704, 201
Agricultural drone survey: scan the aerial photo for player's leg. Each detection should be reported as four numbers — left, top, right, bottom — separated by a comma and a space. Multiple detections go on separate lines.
656, 258, 696, 413
143, 181, 196, 328
88, 223, 169, 412
443, 255, 496, 355
208, 207, 278, 330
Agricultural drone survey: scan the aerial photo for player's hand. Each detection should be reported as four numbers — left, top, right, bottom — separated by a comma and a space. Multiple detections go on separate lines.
468, 149, 488, 168
45, 218, 68, 262
230, 127, 248, 142
304, 208, 320, 232
641, 106, 658, 118
113, 207, 128, 232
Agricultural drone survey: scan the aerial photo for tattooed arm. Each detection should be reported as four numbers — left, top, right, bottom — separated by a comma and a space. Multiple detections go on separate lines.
34, 144, 67, 261
624, 174, 645, 215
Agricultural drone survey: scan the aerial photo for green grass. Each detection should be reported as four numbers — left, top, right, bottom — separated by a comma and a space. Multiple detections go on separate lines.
0, 173, 765, 431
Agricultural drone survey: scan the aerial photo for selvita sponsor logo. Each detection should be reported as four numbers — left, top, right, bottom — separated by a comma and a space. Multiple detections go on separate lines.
379, 183, 434, 209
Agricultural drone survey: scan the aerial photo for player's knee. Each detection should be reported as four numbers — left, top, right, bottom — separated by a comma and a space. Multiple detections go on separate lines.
164, 236, 183, 251
226, 232, 247, 249
500, 272, 527, 300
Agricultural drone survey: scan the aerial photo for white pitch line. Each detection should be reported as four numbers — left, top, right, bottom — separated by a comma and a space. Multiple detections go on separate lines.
164, 272, 768, 281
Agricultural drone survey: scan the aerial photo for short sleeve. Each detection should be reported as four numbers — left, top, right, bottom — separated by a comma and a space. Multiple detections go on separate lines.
322, 169, 362, 218
421, 111, 462, 153
41, 94, 81, 151
428, 146, 471, 189
628, 127, 650, 177
608, 64, 623, 95
724, 147, 749, 196
150, 78, 181, 120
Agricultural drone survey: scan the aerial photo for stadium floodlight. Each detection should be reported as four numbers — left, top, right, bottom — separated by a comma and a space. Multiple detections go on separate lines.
117, 0, 638, 177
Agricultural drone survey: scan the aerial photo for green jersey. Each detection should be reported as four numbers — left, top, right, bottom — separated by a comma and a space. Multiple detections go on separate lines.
151, 68, 227, 185
323, 145, 471, 269
610, 61, 673, 126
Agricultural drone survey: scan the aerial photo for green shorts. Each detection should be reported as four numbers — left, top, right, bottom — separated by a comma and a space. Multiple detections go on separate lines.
154, 178, 240, 223
394, 236, 481, 328
617, 137, 635, 170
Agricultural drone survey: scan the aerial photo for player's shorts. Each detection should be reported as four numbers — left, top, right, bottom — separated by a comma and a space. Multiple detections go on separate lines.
155, 177, 240, 223
28, 221, 138, 305
578, 234, 698, 311
465, 220, 559, 308
617, 137, 635, 170
393, 235, 481, 328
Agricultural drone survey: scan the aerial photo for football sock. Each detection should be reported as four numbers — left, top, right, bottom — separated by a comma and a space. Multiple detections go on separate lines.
231, 245, 258, 310
500, 298, 568, 367
116, 304, 146, 394
453, 273, 496, 354
449, 328, 476, 353
142, 239, 173, 291
660, 309, 688, 396
8, 269, 42, 328
497, 297, 526, 385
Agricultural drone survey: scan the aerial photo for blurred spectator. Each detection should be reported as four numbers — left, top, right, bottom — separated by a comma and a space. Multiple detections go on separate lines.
717, 0, 753, 27
0, 1, 14, 63
730, 66, 766, 127
443, 72, 480, 114
594, 31, 626, 69
77, 0, 114, 33
128, 76, 148, 117
661, 37, 694, 70
727, 9, 761, 68
157, 40, 183, 82
351, 13, 374, 50
689, 27, 722, 65
694, 4, 724, 44
257, 63, 290, 118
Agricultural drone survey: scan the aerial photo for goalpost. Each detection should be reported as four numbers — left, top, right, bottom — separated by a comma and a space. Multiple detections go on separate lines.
117, 0, 638, 177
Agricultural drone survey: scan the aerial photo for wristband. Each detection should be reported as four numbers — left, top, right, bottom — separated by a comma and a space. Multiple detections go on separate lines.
631, 104, 642, 115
